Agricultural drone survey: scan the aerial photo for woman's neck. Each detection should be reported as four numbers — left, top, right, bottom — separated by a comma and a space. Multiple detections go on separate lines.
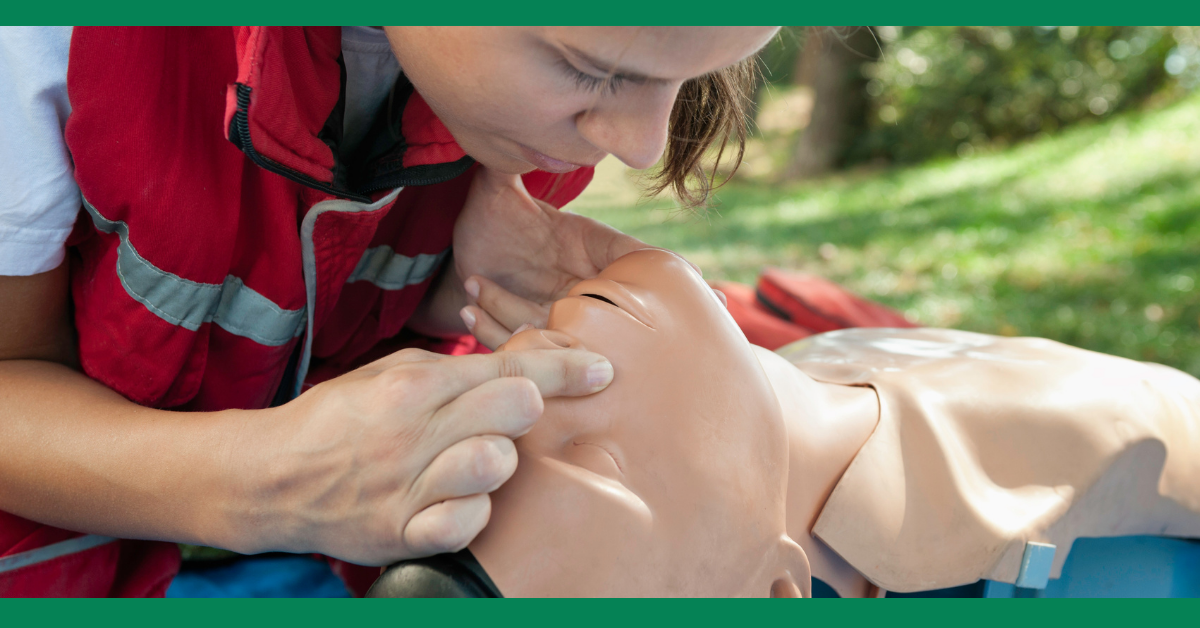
752, 346, 882, 597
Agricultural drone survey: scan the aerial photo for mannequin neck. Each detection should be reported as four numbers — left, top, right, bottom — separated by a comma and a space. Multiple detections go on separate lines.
753, 346, 882, 597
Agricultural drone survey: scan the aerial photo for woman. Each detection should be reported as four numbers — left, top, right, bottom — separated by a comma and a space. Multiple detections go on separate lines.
0, 26, 778, 596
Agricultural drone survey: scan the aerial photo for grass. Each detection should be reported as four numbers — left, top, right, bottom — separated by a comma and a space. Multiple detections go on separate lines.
572, 91, 1200, 377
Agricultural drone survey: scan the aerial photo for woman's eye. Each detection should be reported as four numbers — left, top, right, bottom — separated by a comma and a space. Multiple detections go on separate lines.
560, 59, 626, 96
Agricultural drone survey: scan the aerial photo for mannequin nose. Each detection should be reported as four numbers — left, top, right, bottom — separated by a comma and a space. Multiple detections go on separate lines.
576, 86, 678, 170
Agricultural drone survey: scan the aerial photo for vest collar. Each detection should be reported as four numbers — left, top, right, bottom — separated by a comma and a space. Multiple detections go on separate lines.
224, 26, 473, 202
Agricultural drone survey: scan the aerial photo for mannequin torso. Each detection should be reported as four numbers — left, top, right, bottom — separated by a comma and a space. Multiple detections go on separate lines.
770, 327, 1200, 596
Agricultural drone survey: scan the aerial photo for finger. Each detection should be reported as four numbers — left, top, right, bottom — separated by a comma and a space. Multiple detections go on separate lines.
461, 305, 514, 351
468, 275, 550, 331
427, 348, 613, 409
713, 288, 728, 308
430, 376, 544, 446
410, 435, 518, 505
402, 493, 491, 556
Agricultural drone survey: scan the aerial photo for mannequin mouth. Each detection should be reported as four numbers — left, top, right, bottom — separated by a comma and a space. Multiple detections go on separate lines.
569, 278, 655, 329
582, 294, 619, 307
573, 441, 625, 476
566, 294, 653, 331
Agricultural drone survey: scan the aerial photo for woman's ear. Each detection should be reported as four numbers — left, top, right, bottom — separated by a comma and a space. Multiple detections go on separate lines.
770, 536, 813, 598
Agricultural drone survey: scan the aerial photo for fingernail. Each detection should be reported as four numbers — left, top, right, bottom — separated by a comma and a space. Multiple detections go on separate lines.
586, 360, 614, 390
460, 307, 476, 329
513, 323, 534, 334
464, 278, 480, 300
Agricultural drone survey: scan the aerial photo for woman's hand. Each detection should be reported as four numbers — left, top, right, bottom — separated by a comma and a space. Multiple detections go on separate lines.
451, 166, 649, 341
239, 345, 614, 565
458, 274, 549, 350
0, 265, 614, 569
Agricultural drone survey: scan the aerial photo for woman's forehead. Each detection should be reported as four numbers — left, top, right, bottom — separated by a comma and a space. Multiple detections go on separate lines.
540, 26, 778, 82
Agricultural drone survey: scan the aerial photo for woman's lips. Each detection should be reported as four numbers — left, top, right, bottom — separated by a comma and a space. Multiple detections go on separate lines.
518, 144, 593, 174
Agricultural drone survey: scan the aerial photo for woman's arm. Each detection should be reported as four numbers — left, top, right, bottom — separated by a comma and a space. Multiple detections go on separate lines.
0, 262, 615, 564
0, 262, 267, 549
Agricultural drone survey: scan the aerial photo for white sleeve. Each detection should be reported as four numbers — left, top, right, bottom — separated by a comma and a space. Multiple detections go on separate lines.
0, 26, 79, 277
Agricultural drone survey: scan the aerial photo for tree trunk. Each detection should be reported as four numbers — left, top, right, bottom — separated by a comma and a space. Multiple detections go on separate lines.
785, 27, 879, 179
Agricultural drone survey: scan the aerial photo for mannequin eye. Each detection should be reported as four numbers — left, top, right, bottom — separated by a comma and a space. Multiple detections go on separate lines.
582, 294, 619, 308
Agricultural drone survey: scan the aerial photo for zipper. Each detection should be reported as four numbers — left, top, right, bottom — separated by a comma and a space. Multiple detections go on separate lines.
357, 156, 476, 194
231, 84, 373, 203
231, 84, 474, 200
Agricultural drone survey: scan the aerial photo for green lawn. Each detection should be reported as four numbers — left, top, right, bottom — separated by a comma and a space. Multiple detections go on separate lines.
573, 91, 1200, 377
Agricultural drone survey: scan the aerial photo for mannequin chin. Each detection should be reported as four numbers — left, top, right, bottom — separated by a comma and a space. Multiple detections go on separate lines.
370, 248, 1200, 598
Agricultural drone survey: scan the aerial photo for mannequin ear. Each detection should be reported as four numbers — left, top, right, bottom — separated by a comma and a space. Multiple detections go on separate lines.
769, 536, 813, 598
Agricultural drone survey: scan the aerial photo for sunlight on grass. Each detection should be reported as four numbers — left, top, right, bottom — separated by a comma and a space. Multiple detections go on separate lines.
573, 93, 1200, 376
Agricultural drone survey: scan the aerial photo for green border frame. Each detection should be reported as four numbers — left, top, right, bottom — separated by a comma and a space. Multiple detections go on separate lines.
5, 0, 1200, 25
4, 598, 1199, 626
3, 1, 1199, 615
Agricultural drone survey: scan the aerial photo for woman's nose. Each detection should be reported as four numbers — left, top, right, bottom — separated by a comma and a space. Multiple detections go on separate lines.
575, 83, 680, 170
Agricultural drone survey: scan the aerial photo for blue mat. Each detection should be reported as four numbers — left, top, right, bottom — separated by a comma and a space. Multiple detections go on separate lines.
166, 554, 350, 598
815, 536, 1200, 598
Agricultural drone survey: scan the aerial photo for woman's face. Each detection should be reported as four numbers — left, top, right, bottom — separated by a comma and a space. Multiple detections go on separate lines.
382, 26, 778, 173
468, 249, 810, 597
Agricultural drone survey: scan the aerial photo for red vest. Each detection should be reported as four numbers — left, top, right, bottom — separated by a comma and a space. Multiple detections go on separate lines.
0, 26, 593, 597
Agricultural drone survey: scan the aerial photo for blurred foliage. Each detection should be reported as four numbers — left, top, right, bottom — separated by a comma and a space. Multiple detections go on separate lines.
848, 26, 1198, 165
178, 544, 239, 562
576, 91, 1200, 377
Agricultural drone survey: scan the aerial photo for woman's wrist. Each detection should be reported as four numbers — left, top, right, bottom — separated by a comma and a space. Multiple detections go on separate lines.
182, 405, 295, 555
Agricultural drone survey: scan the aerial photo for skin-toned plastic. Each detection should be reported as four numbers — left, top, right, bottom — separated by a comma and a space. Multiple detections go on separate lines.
775, 327, 1200, 594
459, 249, 1200, 597
469, 249, 811, 597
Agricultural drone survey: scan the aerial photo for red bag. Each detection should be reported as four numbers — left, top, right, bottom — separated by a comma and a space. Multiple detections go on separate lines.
715, 268, 916, 351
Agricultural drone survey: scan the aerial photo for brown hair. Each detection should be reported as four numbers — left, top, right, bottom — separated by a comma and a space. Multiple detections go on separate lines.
648, 58, 759, 208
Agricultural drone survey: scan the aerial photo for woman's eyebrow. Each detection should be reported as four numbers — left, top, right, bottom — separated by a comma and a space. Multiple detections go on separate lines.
562, 44, 655, 83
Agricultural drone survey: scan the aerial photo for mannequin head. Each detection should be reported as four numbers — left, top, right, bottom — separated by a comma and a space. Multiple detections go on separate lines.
466, 249, 811, 597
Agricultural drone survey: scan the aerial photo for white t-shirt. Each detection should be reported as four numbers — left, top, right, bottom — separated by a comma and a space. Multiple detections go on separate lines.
0, 26, 401, 277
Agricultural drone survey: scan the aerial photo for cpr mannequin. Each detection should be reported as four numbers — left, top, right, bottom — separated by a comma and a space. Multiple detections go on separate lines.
368, 249, 1200, 597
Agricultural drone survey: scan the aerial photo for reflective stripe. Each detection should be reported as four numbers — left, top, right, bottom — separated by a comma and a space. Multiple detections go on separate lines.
0, 535, 117, 575
347, 246, 448, 290
295, 188, 404, 397
83, 198, 307, 347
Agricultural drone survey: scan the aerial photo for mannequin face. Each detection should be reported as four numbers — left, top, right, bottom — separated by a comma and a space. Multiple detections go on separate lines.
469, 249, 810, 597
